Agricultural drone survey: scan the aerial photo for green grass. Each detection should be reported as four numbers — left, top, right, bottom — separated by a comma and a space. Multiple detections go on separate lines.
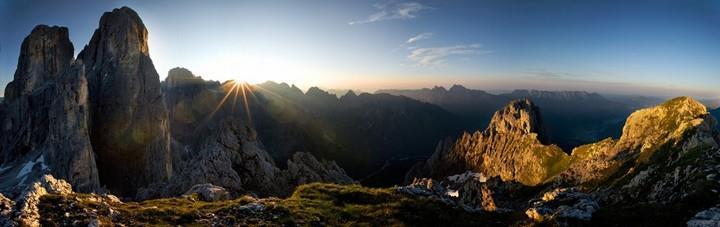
39, 183, 515, 226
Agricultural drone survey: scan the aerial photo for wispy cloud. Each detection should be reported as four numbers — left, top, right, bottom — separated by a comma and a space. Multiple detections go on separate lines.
524, 69, 579, 79
405, 32, 433, 45
408, 44, 491, 67
349, 1, 432, 25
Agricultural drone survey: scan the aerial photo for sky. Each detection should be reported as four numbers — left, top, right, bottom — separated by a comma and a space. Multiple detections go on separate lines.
1, 0, 719, 98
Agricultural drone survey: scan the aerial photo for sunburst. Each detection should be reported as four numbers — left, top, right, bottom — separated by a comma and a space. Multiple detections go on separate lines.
210, 80, 255, 124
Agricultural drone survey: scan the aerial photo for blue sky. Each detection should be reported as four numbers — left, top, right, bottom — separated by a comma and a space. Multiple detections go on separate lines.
1, 0, 719, 97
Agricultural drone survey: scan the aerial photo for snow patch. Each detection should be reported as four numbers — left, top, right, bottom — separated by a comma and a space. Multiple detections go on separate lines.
16, 155, 48, 181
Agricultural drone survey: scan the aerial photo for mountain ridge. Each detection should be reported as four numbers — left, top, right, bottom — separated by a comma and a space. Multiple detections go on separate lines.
377, 87, 631, 151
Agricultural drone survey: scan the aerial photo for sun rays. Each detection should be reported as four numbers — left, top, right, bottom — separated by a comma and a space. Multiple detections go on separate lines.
210, 80, 257, 125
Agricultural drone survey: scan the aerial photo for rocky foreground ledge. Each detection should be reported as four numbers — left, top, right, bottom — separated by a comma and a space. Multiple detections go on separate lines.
0, 174, 518, 226
3, 171, 720, 226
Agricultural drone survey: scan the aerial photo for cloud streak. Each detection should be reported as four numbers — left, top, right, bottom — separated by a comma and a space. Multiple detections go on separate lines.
405, 32, 433, 45
524, 69, 580, 79
408, 44, 491, 67
349, 1, 432, 25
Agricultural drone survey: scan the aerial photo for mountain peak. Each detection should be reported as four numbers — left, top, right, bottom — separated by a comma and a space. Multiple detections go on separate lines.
167, 67, 195, 79
449, 84, 468, 92
306, 86, 328, 96
659, 96, 707, 115
96, 6, 149, 55
342, 90, 357, 98
431, 86, 447, 92
4, 25, 73, 100
486, 98, 544, 137
619, 96, 711, 148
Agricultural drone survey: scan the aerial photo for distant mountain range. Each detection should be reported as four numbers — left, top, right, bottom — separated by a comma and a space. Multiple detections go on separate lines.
160, 67, 465, 187
378, 85, 631, 151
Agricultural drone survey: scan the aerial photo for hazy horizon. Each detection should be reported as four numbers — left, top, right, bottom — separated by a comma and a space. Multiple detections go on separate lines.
1, 0, 719, 98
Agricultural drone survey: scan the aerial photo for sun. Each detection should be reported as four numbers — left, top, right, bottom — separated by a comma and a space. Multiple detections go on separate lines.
196, 52, 299, 85
212, 80, 255, 124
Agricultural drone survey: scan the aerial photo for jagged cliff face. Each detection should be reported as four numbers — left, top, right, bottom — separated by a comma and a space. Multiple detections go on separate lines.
408, 99, 570, 186
75, 7, 172, 195
0, 26, 100, 192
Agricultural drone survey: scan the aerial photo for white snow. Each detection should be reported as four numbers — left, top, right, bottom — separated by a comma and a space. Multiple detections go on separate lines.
38, 155, 48, 170
16, 155, 48, 180
0, 164, 12, 173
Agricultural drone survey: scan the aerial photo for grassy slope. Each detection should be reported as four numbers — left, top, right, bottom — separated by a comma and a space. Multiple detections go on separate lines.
39, 183, 516, 226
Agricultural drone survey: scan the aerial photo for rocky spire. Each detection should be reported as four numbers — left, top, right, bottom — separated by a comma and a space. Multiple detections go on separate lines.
75, 7, 171, 196
0, 25, 100, 192
485, 98, 545, 138
4, 25, 74, 101
407, 99, 568, 186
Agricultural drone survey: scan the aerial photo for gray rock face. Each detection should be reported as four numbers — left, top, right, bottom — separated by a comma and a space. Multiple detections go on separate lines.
0, 25, 100, 193
3, 25, 74, 101
1, 25, 74, 162
76, 7, 172, 196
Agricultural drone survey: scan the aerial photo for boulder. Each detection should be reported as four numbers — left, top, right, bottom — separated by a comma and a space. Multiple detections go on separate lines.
183, 184, 230, 202
525, 188, 598, 224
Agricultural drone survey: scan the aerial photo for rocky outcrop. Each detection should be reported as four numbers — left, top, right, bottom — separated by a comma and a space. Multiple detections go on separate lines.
138, 117, 354, 199
561, 97, 720, 205
0, 175, 73, 227
75, 7, 172, 196
525, 188, 598, 225
408, 99, 569, 186
398, 171, 529, 212
183, 184, 230, 202
284, 152, 354, 186
0, 25, 100, 193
